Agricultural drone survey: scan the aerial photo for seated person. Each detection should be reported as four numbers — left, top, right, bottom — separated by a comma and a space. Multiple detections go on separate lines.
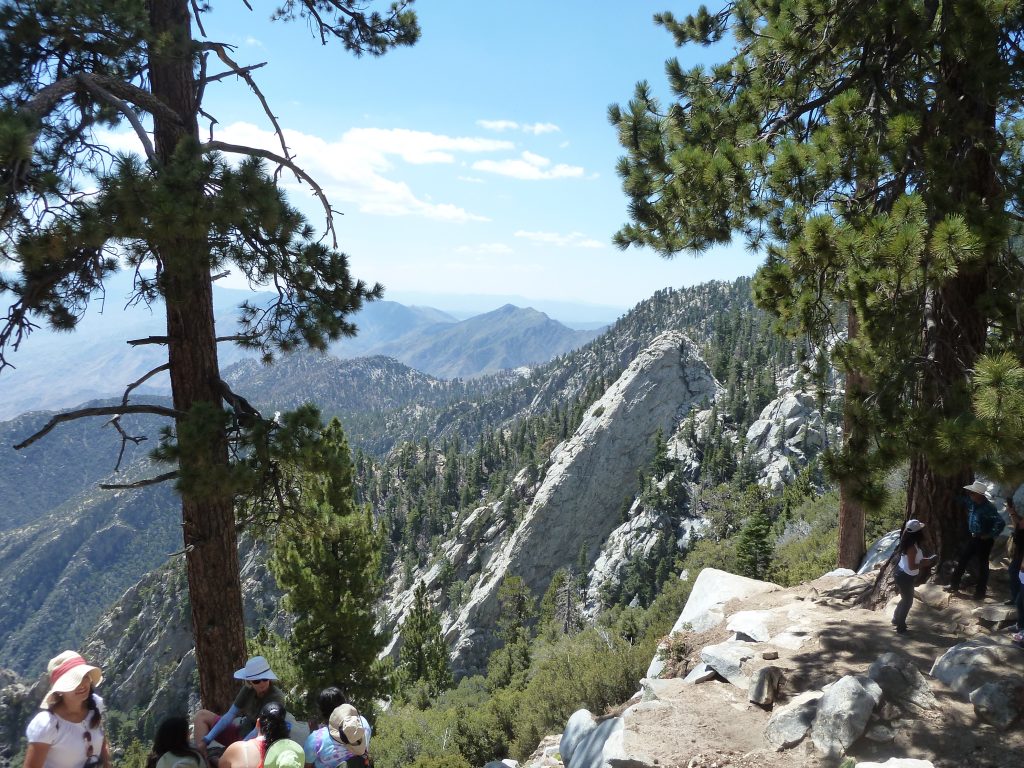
194, 657, 286, 757
303, 688, 372, 768
147, 716, 206, 768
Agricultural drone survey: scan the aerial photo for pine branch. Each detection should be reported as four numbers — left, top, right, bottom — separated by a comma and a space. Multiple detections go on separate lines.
22, 73, 182, 128
99, 471, 179, 490
14, 404, 182, 450
201, 140, 339, 246
76, 76, 157, 162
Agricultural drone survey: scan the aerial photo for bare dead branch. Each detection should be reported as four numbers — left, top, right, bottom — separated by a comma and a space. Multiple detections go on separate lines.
127, 336, 169, 346
77, 76, 157, 162
202, 62, 267, 86
217, 378, 261, 422
122, 363, 172, 405
22, 73, 183, 128
107, 416, 148, 470
127, 334, 249, 346
206, 43, 289, 160
191, 0, 207, 37
14, 404, 182, 450
99, 471, 179, 490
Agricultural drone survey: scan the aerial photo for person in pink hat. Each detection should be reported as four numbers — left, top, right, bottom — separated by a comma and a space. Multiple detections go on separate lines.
23, 650, 110, 768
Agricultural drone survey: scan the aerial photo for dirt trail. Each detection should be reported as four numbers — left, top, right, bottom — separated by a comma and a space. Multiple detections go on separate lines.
616, 574, 1024, 768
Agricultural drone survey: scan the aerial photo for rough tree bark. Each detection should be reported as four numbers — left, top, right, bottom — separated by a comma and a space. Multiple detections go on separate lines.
149, 0, 246, 711
837, 310, 868, 570
909, 7, 1000, 567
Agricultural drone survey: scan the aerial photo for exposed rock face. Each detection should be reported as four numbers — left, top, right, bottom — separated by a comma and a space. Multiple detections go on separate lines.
867, 653, 937, 714
430, 332, 718, 674
583, 496, 703, 619
809, 675, 882, 757
81, 538, 284, 722
745, 390, 828, 491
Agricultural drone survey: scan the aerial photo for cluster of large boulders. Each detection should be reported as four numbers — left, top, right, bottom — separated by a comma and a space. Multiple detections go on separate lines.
506, 564, 1024, 768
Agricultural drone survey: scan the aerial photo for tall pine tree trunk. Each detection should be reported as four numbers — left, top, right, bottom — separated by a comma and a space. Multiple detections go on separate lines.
150, 0, 247, 711
837, 310, 867, 569
910, 6, 999, 566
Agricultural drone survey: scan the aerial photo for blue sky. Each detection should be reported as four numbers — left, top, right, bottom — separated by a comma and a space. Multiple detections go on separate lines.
189, 1, 759, 316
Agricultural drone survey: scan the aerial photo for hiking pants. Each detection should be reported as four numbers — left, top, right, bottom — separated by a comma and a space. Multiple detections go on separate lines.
1017, 584, 1024, 630
949, 536, 995, 597
892, 569, 915, 631
1010, 534, 1024, 603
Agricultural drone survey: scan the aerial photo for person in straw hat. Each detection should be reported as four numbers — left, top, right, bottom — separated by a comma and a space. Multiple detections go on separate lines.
194, 656, 286, 759
302, 692, 373, 768
945, 479, 1006, 599
23, 650, 109, 768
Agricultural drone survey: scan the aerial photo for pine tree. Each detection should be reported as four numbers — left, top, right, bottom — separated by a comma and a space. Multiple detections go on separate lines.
486, 575, 535, 691
735, 490, 774, 581
269, 418, 389, 708
398, 581, 452, 702
0, 0, 417, 708
610, 2, 1024, 564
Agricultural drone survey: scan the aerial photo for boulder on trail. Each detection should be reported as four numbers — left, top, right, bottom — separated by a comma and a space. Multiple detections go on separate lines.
810, 675, 882, 757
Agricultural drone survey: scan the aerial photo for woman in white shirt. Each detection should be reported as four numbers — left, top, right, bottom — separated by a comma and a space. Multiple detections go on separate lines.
892, 519, 937, 635
23, 651, 110, 768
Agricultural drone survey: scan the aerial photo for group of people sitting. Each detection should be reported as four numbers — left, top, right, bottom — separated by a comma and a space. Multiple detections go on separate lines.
891, 480, 1023, 639
22, 653, 372, 768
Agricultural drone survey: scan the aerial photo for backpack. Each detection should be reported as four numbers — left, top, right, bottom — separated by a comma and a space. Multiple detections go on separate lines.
344, 756, 372, 768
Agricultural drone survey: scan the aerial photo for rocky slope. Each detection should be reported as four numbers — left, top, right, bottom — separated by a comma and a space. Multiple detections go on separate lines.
520, 566, 1024, 768
379, 331, 721, 674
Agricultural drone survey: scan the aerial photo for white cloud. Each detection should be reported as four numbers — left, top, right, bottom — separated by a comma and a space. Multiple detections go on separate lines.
344, 127, 512, 165
456, 242, 514, 255
522, 122, 560, 135
477, 119, 520, 132
472, 152, 584, 180
209, 122, 510, 222
245, 36, 264, 47
520, 151, 550, 167
457, 175, 485, 184
477, 119, 561, 136
514, 230, 604, 249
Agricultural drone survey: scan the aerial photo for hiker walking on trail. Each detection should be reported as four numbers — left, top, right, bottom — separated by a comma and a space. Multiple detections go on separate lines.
23, 651, 110, 768
194, 657, 286, 759
892, 519, 937, 635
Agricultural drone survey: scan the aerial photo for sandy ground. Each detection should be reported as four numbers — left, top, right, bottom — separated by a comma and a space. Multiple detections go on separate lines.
612, 572, 1024, 768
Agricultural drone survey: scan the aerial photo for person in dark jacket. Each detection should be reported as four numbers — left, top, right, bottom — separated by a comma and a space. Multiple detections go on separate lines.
946, 480, 1006, 599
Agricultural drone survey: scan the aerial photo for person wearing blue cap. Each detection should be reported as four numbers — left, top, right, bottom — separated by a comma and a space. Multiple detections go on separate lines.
194, 657, 286, 759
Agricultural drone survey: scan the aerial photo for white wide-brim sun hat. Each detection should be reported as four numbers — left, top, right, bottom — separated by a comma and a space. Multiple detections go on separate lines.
964, 480, 990, 497
233, 655, 279, 681
41, 651, 102, 710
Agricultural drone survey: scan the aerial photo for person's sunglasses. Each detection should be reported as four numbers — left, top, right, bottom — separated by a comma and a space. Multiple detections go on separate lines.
246, 679, 269, 687
84, 730, 94, 757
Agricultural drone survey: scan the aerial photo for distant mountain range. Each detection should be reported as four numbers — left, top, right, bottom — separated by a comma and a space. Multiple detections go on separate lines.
0, 279, 780, 680
0, 273, 603, 418
340, 304, 600, 378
